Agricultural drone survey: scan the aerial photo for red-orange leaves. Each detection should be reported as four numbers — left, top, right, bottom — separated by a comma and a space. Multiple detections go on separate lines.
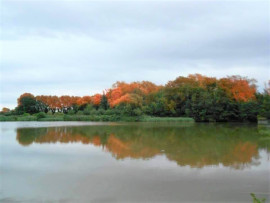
167, 74, 256, 102
219, 76, 256, 102
1, 107, 10, 113
76, 96, 92, 105
107, 81, 161, 107
92, 94, 102, 106
110, 94, 131, 107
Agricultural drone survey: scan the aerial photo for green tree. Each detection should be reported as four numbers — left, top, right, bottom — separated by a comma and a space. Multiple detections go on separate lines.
100, 94, 110, 110
17, 95, 40, 114
83, 104, 94, 115
256, 92, 270, 119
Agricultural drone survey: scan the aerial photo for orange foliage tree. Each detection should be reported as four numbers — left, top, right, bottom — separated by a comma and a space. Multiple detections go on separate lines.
218, 76, 256, 102
76, 96, 92, 106
1, 107, 10, 113
14, 73, 261, 121
106, 81, 161, 107
91, 94, 102, 106
166, 74, 256, 102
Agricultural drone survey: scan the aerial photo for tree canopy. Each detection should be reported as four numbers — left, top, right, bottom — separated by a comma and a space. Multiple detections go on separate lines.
2, 74, 269, 122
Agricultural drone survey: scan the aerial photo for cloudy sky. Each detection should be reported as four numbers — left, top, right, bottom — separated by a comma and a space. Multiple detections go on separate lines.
1, 0, 269, 109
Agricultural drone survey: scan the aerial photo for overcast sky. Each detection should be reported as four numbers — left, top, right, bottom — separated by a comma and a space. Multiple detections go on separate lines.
1, 0, 269, 109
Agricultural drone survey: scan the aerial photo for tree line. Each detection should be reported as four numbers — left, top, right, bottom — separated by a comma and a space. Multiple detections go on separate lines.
1, 74, 270, 122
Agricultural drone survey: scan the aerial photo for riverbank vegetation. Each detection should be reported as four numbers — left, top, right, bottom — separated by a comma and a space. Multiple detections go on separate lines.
1, 74, 270, 122
0, 113, 194, 122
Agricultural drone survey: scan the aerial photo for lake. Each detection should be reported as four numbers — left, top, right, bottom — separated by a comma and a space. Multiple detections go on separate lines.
0, 122, 269, 202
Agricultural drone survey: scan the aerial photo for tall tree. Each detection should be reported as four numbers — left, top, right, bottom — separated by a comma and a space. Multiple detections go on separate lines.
17, 93, 39, 114
100, 94, 110, 110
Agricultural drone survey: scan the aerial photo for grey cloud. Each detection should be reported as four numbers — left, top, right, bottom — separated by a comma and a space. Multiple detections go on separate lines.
1, 0, 269, 108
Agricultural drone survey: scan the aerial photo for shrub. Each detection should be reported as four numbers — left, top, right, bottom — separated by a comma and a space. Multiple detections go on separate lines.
83, 104, 94, 115
36, 112, 46, 120
46, 111, 53, 115
83, 109, 90, 115
90, 109, 97, 115
17, 116, 37, 121
68, 110, 75, 115
250, 193, 266, 203
133, 108, 143, 116
77, 110, 84, 115
54, 112, 65, 116
97, 109, 105, 115
0, 115, 17, 121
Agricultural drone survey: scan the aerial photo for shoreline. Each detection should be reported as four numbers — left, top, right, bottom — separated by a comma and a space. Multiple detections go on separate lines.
0, 115, 195, 122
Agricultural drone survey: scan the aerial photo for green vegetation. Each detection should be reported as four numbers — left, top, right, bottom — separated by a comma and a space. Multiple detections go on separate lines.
0, 115, 36, 121
1, 74, 270, 122
140, 116, 194, 122
250, 193, 266, 203
0, 113, 193, 122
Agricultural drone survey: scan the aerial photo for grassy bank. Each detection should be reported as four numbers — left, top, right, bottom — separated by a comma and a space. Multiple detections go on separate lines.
140, 116, 194, 122
0, 114, 194, 122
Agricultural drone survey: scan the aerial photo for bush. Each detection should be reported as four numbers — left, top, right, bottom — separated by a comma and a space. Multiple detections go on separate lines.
133, 108, 143, 116
0, 115, 17, 121
46, 111, 53, 115
104, 109, 114, 115
77, 110, 84, 115
17, 116, 37, 121
83, 109, 90, 115
54, 112, 65, 116
97, 109, 105, 115
250, 193, 266, 203
2, 111, 14, 116
90, 109, 97, 115
68, 110, 75, 115
36, 112, 46, 120
83, 104, 94, 115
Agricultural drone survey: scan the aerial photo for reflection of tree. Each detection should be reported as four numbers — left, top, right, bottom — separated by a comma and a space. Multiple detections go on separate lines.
16, 123, 268, 169
106, 134, 160, 159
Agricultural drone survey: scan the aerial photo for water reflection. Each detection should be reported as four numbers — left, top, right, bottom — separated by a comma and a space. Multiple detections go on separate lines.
16, 123, 269, 169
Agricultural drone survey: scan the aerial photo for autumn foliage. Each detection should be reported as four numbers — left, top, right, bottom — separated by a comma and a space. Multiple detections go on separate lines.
106, 81, 161, 107
16, 75, 257, 112
4, 73, 269, 122
218, 76, 256, 102
166, 74, 256, 102
1, 107, 10, 113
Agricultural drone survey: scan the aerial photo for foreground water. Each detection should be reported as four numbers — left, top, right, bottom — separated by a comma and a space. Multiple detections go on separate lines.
0, 122, 269, 203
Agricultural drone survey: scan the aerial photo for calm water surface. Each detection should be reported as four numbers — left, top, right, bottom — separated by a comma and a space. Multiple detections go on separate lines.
0, 122, 269, 203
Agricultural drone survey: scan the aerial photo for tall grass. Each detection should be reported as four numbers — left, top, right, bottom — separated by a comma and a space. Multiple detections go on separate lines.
0, 115, 17, 121
0, 114, 194, 122
140, 116, 194, 122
